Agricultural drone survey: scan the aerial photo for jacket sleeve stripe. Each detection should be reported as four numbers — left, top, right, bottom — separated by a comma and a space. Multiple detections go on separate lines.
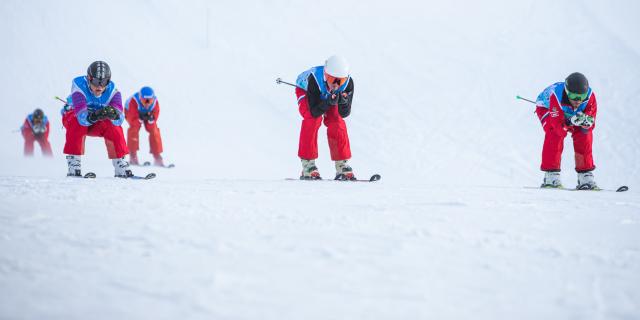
540, 112, 550, 123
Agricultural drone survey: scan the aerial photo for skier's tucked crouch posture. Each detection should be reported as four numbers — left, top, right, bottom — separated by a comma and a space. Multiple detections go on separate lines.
125, 86, 165, 166
295, 55, 355, 180
535, 72, 598, 189
21, 108, 53, 157
62, 61, 134, 178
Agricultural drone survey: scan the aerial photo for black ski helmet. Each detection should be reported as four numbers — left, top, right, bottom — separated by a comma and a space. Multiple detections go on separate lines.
33, 108, 44, 120
87, 61, 111, 87
565, 72, 589, 94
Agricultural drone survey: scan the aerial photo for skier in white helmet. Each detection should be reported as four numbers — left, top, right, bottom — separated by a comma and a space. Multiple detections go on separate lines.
294, 55, 355, 180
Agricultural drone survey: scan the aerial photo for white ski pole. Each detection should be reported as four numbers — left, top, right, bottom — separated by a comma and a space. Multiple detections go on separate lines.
275, 78, 302, 89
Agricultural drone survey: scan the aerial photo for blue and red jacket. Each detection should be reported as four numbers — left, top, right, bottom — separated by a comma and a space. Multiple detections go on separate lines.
125, 92, 160, 125
21, 112, 50, 139
69, 76, 124, 126
296, 66, 354, 118
535, 82, 597, 135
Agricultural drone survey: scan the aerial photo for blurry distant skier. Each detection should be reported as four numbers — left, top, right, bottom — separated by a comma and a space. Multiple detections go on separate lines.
21, 108, 53, 157
295, 55, 355, 180
535, 72, 598, 189
125, 86, 165, 166
63, 61, 134, 178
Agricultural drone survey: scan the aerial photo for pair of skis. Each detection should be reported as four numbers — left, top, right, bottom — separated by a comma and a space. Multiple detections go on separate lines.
73, 172, 157, 180
526, 185, 629, 192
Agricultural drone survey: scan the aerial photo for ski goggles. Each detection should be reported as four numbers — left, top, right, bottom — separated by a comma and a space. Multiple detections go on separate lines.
325, 73, 348, 87
566, 89, 588, 101
88, 75, 110, 87
141, 98, 155, 105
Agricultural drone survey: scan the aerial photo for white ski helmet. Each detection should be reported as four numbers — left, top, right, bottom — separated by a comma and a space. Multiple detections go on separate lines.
324, 55, 350, 78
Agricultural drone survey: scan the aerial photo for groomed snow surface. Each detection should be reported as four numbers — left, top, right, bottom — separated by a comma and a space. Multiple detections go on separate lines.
1, 0, 640, 319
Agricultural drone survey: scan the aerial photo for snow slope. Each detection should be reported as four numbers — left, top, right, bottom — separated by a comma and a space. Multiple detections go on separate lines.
1, 0, 639, 319
2, 175, 639, 319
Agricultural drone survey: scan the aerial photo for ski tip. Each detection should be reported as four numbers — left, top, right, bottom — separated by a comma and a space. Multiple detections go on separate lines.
127, 173, 157, 180
616, 186, 629, 192
143, 161, 151, 167
83, 172, 96, 179
369, 174, 382, 182
167, 164, 176, 168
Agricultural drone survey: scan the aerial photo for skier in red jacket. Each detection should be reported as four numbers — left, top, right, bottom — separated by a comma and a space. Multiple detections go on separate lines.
125, 86, 165, 166
535, 72, 598, 189
63, 61, 134, 178
21, 108, 53, 157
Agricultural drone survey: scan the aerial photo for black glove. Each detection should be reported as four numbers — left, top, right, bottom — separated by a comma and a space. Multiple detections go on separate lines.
327, 93, 339, 106
103, 106, 120, 120
138, 112, 153, 121
88, 108, 107, 123
338, 92, 352, 105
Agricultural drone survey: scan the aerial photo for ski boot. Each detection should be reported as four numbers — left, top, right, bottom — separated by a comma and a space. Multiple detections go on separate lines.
541, 171, 562, 188
66, 155, 82, 177
300, 159, 321, 180
334, 160, 356, 181
129, 151, 140, 166
153, 153, 165, 167
113, 157, 134, 178
577, 171, 598, 190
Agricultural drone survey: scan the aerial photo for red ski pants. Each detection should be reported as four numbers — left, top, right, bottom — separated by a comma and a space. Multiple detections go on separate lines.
23, 132, 52, 157
127, 121, 163, 155
296, 88, 351, 161
63, 112, 128, 159
541, 127, 595, 172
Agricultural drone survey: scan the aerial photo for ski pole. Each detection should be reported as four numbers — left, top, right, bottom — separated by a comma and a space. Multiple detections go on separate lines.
275, 77, 301, 89
54, 96, 67, 104
516, 95, 536, 104
55, 96, 73, 116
